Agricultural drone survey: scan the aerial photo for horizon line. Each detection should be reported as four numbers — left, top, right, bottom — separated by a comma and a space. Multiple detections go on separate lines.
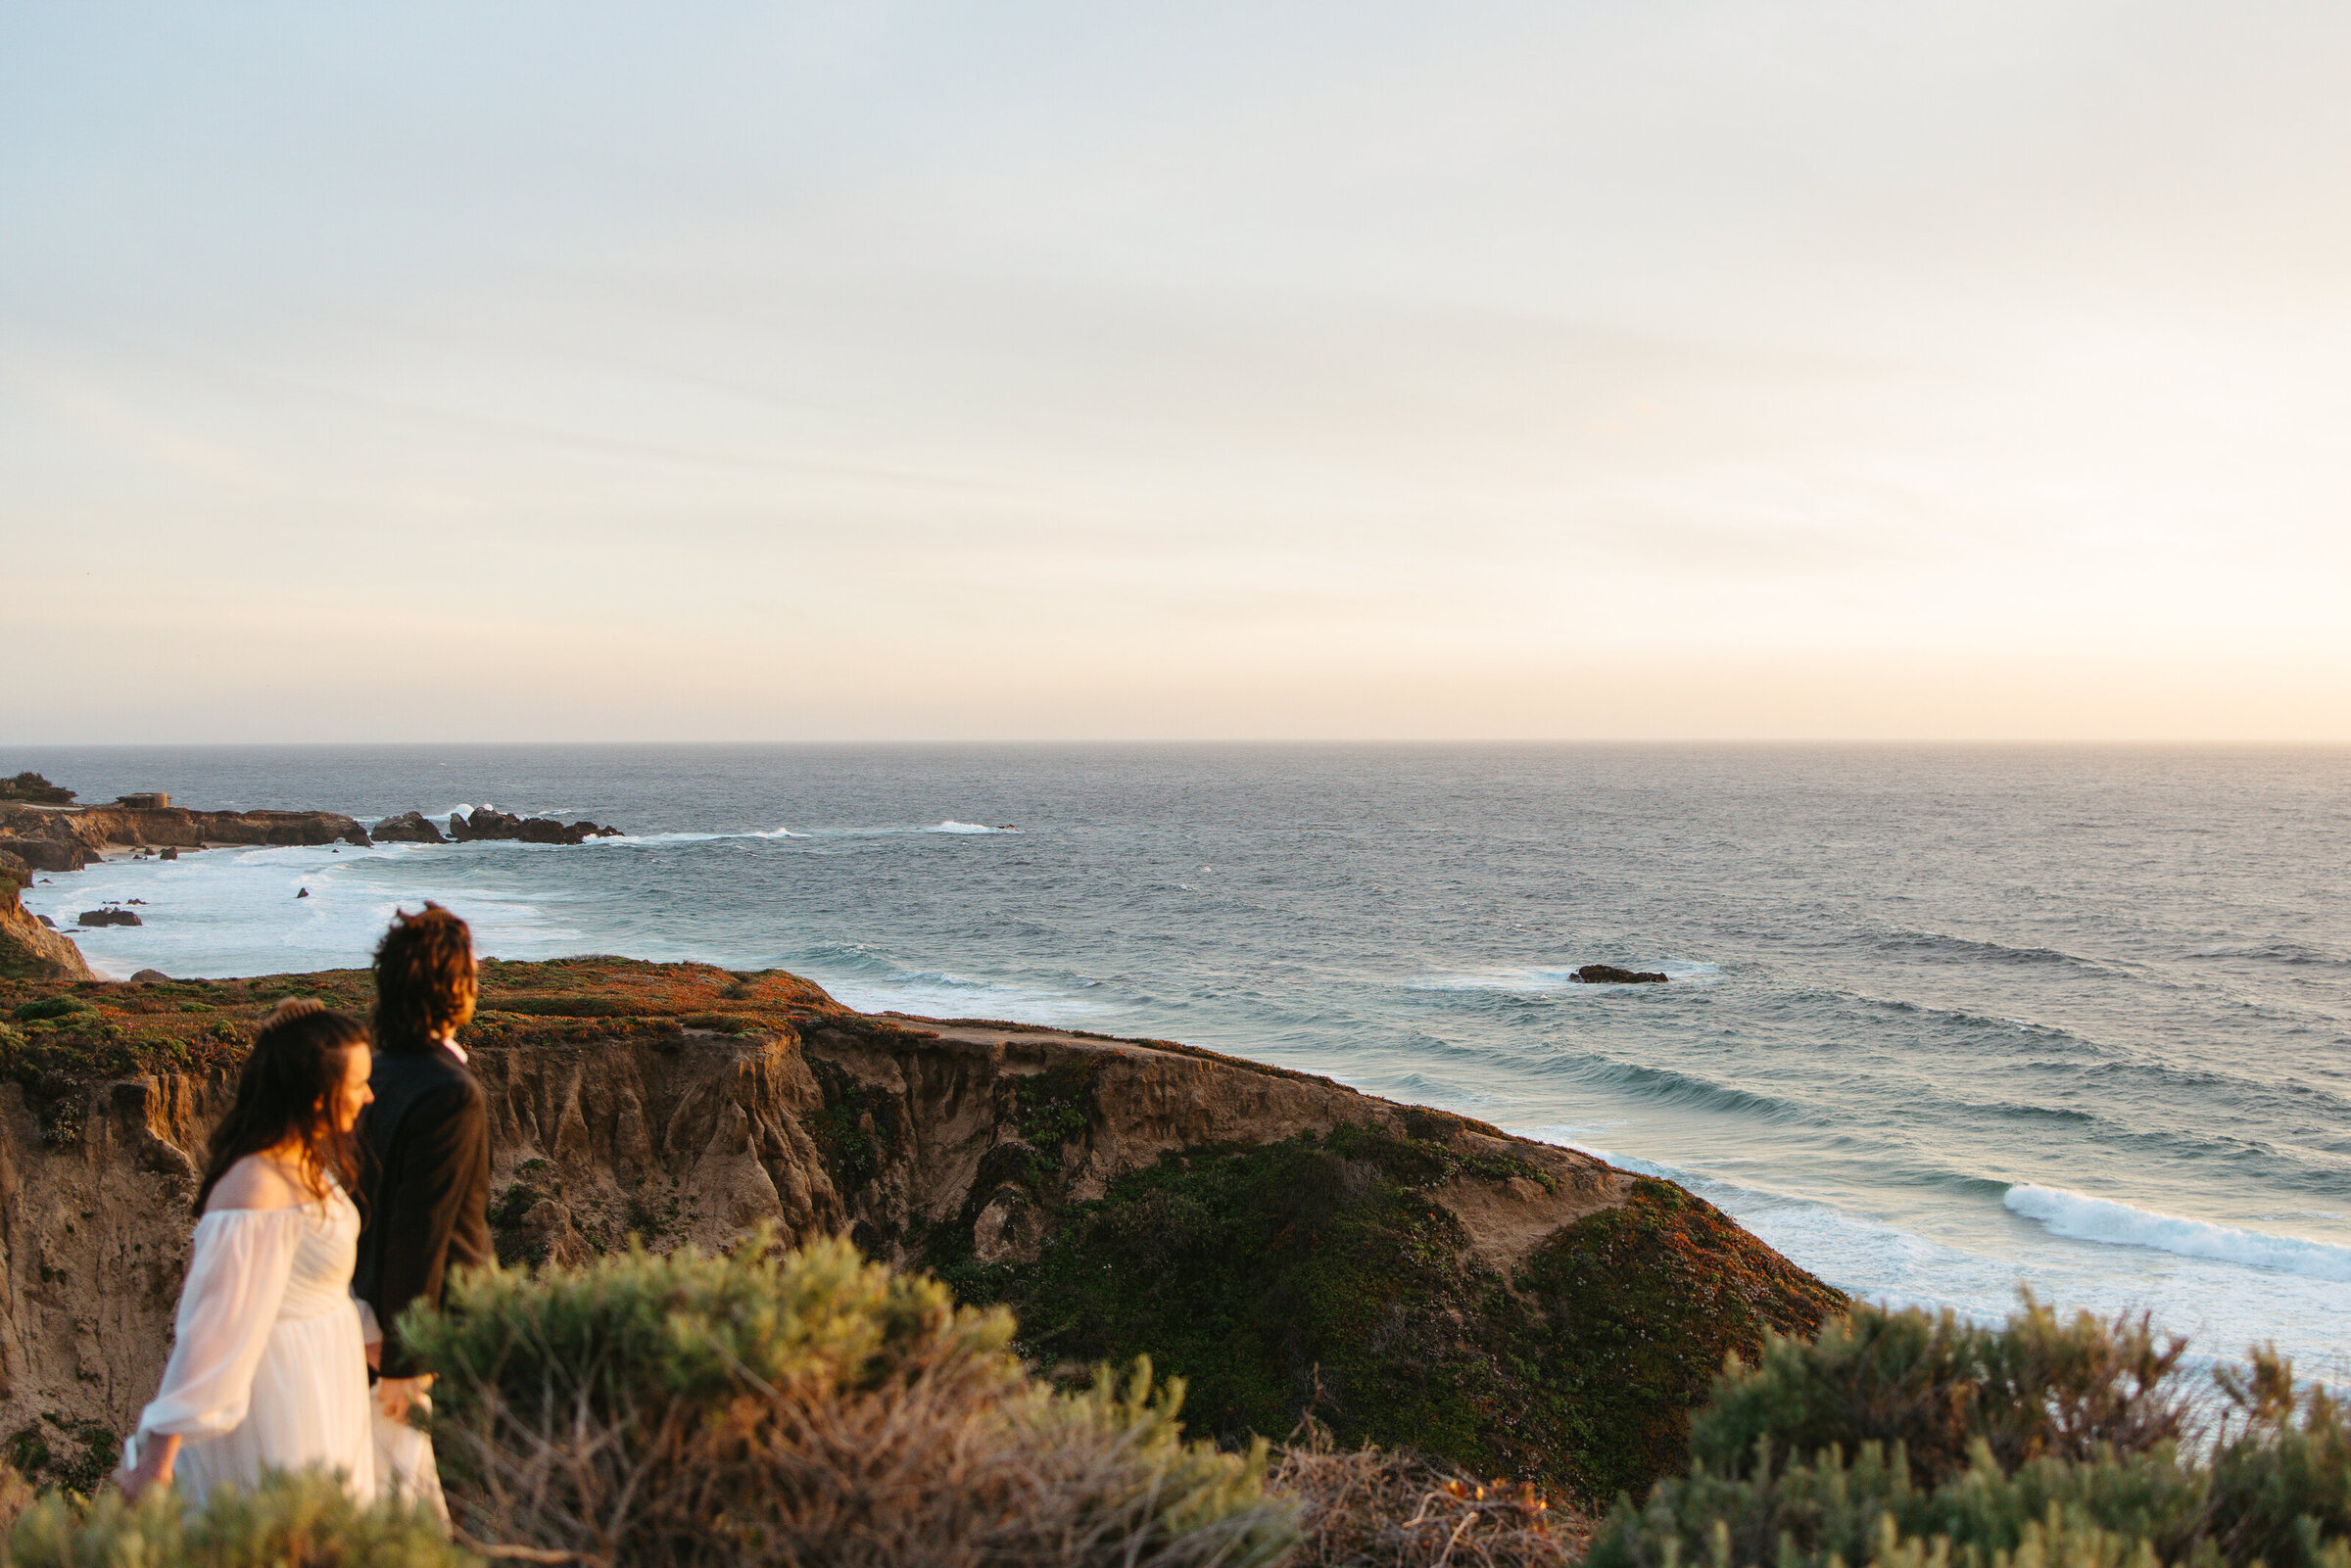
9, 737, 2350, 751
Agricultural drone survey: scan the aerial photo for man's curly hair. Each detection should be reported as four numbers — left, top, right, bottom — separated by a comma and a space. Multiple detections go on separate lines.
373, 902, 477, 1052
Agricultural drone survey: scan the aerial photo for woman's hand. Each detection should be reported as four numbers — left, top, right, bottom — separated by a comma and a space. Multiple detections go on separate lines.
117, 1432, 180, 1501
374, 1373, 434, 1424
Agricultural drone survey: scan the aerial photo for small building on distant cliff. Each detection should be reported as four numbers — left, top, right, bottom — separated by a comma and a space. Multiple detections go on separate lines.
115, 792, 170, 810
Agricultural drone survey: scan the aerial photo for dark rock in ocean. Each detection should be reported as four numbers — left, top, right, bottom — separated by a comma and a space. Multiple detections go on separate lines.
449, 808, 625, 845
132, 969, 169, 982
161, 846, 178, 861
77, 909, 141, 927
1571, 964, 1668, 984
36, 916, 54, 928
370, 810, 448, 844
296, 888, 309, 899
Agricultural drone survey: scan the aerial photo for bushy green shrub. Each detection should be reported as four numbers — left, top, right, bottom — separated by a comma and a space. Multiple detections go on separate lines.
404, 1229, 1296, 1568
1691, 1296, 2191, 1487
2203, 1356, 2351, 1568
3, 1468, 470, 1568
1590, 1302, 2351, 1568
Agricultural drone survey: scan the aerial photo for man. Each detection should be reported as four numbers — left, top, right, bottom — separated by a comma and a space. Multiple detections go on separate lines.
355, 903, 492, 1421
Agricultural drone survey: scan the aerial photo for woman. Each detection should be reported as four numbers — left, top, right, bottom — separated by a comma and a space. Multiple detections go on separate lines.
118, 999, 379, 1504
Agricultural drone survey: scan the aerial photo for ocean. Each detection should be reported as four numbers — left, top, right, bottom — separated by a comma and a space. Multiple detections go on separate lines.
15, 743, 2349, 1382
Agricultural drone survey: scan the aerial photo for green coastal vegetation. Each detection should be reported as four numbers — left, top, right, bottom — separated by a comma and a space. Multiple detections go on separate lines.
0, 955, 1847, 1517
933, 1126, 1844, 1503
0, 777, 72, 807
0, 960, 2345, 1565
4, 1238, 2345, 1568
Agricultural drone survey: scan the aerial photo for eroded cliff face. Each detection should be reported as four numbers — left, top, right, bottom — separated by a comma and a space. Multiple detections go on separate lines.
0, 959, 1840, 1499
0, 804, 370, 873
0, 857, 91, 983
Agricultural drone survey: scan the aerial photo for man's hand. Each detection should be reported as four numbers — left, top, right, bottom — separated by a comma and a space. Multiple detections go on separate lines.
374, 1373, 435, 1424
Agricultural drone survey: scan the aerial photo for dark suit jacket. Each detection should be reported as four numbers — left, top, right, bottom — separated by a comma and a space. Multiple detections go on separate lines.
354, 1042, 492, 1380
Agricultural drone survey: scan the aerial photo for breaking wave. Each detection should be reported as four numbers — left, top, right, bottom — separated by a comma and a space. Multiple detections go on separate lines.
2004, 1185, 2351, 1282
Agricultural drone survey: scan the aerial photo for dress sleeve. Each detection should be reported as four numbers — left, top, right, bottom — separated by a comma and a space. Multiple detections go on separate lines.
136, 1209, 304, 1441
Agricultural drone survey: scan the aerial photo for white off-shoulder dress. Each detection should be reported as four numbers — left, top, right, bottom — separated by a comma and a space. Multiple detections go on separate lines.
129, 1184, 377, 1504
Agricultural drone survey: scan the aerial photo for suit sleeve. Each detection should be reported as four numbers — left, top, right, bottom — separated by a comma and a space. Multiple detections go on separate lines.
375, 1078, 490, 1379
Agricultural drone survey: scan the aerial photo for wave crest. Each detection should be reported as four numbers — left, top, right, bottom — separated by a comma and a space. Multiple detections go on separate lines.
1876, 929, 2103, 971
2004, 1185, 2351, 1282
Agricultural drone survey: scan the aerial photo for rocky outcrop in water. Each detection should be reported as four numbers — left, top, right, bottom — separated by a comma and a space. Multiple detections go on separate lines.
74, 910, 140, 927
370, 811, 447, 844
1572, 964, 1668, 983
449, 810, 624, 845
0, 803, 370, 872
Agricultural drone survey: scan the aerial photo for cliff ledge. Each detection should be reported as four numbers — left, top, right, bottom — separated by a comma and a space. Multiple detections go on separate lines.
0, 958, 1841, 1502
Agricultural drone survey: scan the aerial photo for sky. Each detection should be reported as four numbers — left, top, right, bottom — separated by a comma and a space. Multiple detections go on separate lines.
4, 1, 2348, 742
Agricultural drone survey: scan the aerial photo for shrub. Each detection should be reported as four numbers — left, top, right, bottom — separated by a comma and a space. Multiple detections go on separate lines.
1270, 1425, 1590, 1567
1589, 1301, 2351, 1568
2204, 1354, 2351, 1568
403, 1229, 1297, 1567
0, 1465, 30, 1541
956, 1132, 1842, 1506
1691, 1295, 2192, 1487
3, 1467, 470, 1568
0, 775, 73, 806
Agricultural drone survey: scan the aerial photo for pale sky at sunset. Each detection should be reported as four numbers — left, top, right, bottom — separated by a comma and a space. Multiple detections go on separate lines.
5, 2, 2348, 741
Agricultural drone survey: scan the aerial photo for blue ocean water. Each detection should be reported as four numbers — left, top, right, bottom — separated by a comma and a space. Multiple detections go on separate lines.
16, 743, 2350, 1380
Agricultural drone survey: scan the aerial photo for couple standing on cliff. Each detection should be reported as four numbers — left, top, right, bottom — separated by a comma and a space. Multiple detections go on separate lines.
114, 905, 491, 1516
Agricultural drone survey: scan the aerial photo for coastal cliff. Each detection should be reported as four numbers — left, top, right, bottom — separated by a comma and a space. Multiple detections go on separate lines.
0, 856, 90, 983
0, 803, 370, 873
0, 959, 1842, 1501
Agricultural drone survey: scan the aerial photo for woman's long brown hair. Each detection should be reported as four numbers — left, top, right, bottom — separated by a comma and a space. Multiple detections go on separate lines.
192, 1000, 369, 1216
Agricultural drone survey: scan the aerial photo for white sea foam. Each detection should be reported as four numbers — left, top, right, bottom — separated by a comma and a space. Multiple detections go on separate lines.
2004, 1185, 2351, 1282
927, 821, 1013, 834
566, 827, 811, 845
821, 968, 1113, 1024
19, 842, 580, 979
